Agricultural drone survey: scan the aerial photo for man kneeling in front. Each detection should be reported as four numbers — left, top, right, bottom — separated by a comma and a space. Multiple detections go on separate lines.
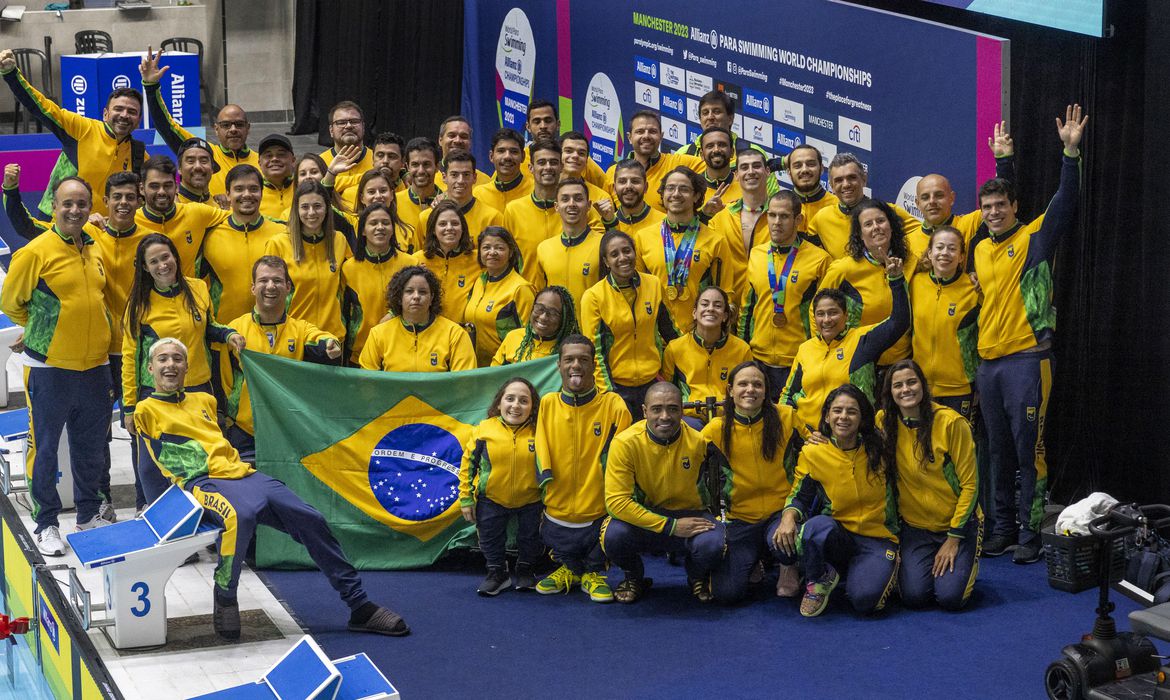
134, 337, 409, 639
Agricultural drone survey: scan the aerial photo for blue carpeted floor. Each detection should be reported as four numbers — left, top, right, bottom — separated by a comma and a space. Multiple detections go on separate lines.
260, 555, 1149, 699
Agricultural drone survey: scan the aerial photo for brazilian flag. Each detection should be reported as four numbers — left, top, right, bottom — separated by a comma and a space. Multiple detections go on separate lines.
241, 350, 561, 569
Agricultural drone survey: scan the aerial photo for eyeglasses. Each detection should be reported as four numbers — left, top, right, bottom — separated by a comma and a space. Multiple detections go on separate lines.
215, 120, 249, 130
332, 118, 363, 127
663, 184, 694, 194
531, 304, 562, 319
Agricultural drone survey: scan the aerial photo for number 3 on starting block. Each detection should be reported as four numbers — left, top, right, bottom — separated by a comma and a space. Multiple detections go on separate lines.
129, 582, 150, 618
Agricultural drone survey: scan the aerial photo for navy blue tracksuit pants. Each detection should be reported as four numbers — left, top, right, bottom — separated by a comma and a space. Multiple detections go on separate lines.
541, 514, 607, 576
898, 517, 982, 611
711, 511, 784, 604
796, 515, 898, 614
476, 497, 542, 570
186, 472, 368, 611
26, 365, 111, 533
601, 509, 726, 582
976, 350, 1051, 545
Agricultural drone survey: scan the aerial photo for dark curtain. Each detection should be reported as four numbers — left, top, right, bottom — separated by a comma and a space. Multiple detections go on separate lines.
290, 0, 464, 146
851, 0, 1169, 504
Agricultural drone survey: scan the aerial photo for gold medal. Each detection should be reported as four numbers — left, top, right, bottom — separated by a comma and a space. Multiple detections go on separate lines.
772, 312, 787, 328
677, 286, 690, 302
666, 285, 679, 301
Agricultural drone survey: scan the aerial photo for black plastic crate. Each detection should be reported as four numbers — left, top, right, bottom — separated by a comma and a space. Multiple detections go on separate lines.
1042, 528, 1126, 593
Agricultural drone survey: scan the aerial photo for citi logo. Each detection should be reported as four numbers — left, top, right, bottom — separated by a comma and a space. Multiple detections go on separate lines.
848, 125, 863, 143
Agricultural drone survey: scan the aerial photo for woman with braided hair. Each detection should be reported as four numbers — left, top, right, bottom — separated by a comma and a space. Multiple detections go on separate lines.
492, 285, 580, 365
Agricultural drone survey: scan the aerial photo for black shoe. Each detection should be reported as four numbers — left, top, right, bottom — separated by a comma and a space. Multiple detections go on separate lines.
982, 534, 1017, 557
511, 563, 538, 591
1012, 540, 1042, 564
477, 567, 510, 596
213, 594, 241, 641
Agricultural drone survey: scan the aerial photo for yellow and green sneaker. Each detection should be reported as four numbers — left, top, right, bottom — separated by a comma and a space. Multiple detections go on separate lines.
536, 565, 580, 595
580, 572, 614, 603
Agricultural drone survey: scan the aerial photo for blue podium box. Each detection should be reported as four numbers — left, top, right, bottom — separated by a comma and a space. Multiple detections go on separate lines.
60, 52, 201, 128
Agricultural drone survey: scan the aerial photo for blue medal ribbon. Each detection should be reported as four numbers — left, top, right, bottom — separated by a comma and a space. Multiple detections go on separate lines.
767, 240, 801, 314
661, 218, 700, 288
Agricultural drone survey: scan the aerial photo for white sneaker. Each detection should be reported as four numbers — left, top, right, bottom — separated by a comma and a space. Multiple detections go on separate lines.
98, 501, 117, 524
36, 526, 65, 557
75, 515, 110, 531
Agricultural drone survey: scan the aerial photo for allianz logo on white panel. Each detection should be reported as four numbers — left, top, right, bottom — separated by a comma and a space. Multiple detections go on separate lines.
686, 98, 700, 123
773, 96, 804, 128
635, 82, 660, 109
686, 71, 712, 97
659, 61, 685, 90
661, 117, 688, 145
741, 116, 773, 148
839, 116, 872, 151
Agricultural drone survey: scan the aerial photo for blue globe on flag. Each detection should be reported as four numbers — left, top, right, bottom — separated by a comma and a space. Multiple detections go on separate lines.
368, 424, 462, 522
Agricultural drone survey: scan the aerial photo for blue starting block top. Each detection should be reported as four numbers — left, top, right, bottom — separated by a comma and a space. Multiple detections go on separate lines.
187, 638, 399, 700
0, 407, 29, 443
68, 485, 214, 569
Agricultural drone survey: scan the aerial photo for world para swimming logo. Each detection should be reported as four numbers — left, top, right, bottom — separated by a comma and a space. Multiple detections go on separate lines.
368, 424, 461, 522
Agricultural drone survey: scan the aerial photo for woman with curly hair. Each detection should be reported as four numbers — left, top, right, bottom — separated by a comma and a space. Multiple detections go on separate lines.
819, 199, 918, 370
358, 265, 476, 372
492, 285, 579, 365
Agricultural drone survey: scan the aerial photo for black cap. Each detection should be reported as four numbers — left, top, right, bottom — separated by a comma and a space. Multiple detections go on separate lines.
177, 137, 220, 172
258, 133, 293, 155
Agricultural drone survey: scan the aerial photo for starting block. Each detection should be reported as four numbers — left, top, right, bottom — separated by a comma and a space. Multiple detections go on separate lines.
66, 484, 221, 649
0, 406, 76, 509
188, 635, 400, 700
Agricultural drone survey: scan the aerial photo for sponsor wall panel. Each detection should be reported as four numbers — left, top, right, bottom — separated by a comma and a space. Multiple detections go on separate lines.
464, 0, 1007, 213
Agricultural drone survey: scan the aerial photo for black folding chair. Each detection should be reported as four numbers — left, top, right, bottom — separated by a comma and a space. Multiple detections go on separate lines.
160, 36, 213, 121
74, 30, 113, 55
11, 49, 53, 134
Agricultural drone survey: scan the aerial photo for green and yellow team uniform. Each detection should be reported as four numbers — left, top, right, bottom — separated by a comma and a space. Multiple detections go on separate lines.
786, 441, 899, 543
702, 405, 801, 523
5, 67, 142, 216
502, 194, 606, 284
260, 178, 295, 222
135, 391, 253, 487
912, 156, 1015, 257
615, 204, 666, 249
320, 146, 374, 211
89, 223, 151, 354
579, 272, 678, 391
604, 421, 714, 533
224, 312, 335, 436
491, 328, 558, 366
418, 198, 503, 249
340, 250, 419, 363
416, 250, 481, 321
144, 82, 257, 197
634, 219, 729, 324
198, 216, 285, 323
357, 315, 476, 372
137, 202, 232, 279
806, 201, 922, 261
120, 278, 235, 415
909, 271, 981, 398
458, 418, 540, 509
781, 275, 909, 434
883, 406, 979, 537
708, 199, 768, 299
0, 226, 110, 370
662, 332, 752, 413
536, 388, 632, 522
265, 233, 350, 340
792, 186, 839, 236
603, 151, 705, 213
472, 173, 534, 215
395, 187, 441, 252
532, 230, 604, 309
821, 253, 919, 367
177, 185, 214, 206
461, 269, 536, 366
737, 240, 832, 368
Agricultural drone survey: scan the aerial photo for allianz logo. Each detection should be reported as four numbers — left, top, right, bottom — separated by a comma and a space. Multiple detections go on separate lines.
661, 94, 683, 111
637, 59, 657, 78
776, 132, 800, 149
745, 93, 768, 113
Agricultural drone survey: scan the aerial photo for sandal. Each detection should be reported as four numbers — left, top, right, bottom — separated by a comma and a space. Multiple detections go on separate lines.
614, 576, 652, 604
